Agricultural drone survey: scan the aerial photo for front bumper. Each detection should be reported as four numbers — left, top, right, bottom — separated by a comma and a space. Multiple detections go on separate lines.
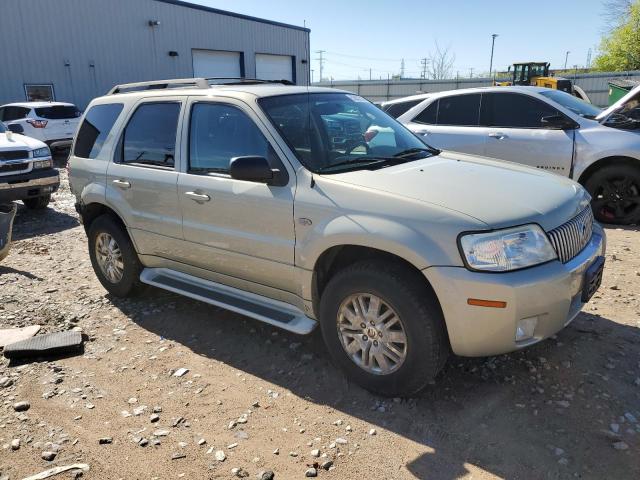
424, 223, 606, 357
0, 169, 60, 203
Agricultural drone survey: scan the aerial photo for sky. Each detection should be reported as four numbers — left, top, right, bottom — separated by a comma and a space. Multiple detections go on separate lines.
194, 0, 608, 81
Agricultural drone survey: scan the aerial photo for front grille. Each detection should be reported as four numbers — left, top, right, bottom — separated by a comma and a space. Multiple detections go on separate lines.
547, 207, 594, 263
0, 162, 29, 174
0, 150, 28, 161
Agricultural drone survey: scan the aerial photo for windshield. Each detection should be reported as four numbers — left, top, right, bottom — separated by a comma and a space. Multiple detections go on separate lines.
539, 90, 602, 119
259, 93, 435, 173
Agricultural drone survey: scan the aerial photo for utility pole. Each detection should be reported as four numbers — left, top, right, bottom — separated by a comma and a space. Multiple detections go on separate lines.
369, 68, 372, 81
400, 58, 405, 79
564, 51, 570, 70
489, 34, 498, 78
586, 48, 592, 69
315, 50, 325, 82
469, 67, 474, 78
311, 69, 314, 83
420, 57, 428, 79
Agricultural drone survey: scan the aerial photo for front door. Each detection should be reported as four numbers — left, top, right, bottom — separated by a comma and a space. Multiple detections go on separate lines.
176, 98, 297, 294
480, 92, 574, 176
106, 98, 184, 257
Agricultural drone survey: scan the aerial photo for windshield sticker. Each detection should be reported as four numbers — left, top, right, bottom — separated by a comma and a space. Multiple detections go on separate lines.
346, 94, 368, 103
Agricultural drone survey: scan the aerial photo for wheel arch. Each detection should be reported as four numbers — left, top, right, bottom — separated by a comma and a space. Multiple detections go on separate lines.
81, 202, 128, 235
577, 155, 640, 186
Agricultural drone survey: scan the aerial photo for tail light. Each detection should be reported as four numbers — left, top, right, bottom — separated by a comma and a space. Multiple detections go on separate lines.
27, 119, 48, 128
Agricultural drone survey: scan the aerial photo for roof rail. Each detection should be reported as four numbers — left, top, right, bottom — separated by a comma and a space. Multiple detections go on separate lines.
205, 77, 295, 86
107, 78, 210, 95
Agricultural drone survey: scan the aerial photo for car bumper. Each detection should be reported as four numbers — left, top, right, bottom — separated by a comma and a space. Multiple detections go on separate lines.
424, 223, 606, 357
0, 169, 60, 203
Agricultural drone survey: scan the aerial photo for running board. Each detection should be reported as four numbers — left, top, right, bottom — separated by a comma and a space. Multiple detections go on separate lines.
140, 268, 317, 335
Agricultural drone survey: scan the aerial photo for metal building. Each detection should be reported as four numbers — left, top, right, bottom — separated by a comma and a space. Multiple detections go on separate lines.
0, 0, 310, 108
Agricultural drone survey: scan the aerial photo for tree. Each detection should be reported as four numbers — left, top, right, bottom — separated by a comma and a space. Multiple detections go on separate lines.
425, 42, 456, 80
594, 0, 640, 71
602, 0, 634, 30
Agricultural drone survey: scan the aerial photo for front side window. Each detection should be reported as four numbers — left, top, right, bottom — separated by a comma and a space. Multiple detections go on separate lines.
539, 90, 602, 119
436, 94, 480, 126
2, 107, 30, 122
122, 102, 180, 167
74, 103, 124, 159
383, 99, 423, 118
413, 100, 438, 125
259, 93, 434, 174
482, 93, 558, 128
189, 103, 269, 173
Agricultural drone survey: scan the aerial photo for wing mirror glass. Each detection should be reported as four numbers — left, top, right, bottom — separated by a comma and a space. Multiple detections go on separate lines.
229, 156, 275, 184
541, 114, 578, 130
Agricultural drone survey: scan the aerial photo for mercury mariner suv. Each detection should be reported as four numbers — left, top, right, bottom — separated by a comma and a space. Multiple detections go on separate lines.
69, 78, 606, 396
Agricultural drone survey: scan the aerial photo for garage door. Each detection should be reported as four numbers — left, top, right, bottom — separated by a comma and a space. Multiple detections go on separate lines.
192, 50, 242, 78
256, 54, 294, 82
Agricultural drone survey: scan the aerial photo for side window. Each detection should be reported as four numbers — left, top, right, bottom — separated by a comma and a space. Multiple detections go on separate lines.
384, 99, 422, 119
74, 103, 124, 159
481, 93, 558, 128
413, 100, 438, 125
2, 107, 29, 121
122, 102, 180, 167
436, 94, 481, 126
189, 103, 269, 173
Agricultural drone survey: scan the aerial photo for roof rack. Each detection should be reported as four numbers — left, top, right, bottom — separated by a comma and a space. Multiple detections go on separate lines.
107, 78, 210, 95
205, 77, 295, 86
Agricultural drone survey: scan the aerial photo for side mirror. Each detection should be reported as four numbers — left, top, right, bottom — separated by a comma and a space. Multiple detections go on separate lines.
230, 156, 275, 184
7, 124, 24, 134
541, 114, 578, 130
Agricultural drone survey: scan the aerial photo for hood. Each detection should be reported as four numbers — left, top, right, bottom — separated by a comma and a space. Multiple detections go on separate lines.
325, 151, 591, 231
0, 132, 47, 150
597, 83, 640, 122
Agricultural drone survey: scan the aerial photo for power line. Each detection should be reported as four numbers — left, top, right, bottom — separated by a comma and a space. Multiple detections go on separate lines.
315, 50, 325, 81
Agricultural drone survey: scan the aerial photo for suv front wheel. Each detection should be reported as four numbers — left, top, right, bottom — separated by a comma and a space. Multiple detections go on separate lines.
88, 215, 145, 297
319, 260, 449, 396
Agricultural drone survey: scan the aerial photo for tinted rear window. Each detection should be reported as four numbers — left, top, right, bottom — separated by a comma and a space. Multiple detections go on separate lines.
74, 103, 124, 159
35, 106, 81, 119
383, 99, 423, 118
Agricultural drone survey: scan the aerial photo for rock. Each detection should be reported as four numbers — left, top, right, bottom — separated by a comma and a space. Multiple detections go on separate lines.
553, 447, 565, 456
128, 397, 138, 404
153, 406, 163, 413
42, 451, 57, 461
611, 423, 620, 433
153, 430, 170, 437
172, 453, 187, 460
99, 437, 113, 444
369, 428, 377, 436
232, 467, 248, 477
272, 448, 279, 455
556, 401, 570, 408
0, 376, 13, 388
11, 438, 20, 450
288, 451, 298, 457
198, 438, 206, 445
624, 412, 638, 423
215, 450, 226, 462
335, 438, 348, 444
133, 405, 147, 416
260, 471, 275, 480
310, 449, 320, 457
139, 438, 149, 447
173, 368, 189, 377
320, 460, 333, 470
613, 441, 629, 450
150, 414, 160, 423
305, 467, 317, 477
13, 401, 30, 412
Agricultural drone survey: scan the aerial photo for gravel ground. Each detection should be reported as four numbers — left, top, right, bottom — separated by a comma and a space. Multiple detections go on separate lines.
1, 162, 639, 479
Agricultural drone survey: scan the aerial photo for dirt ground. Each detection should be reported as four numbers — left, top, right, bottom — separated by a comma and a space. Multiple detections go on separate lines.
1, 161, 639, 480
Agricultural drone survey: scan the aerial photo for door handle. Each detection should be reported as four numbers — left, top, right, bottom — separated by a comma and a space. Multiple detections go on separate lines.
112, 179, 131, 189
415, 130, 430, 136
488, 132, 507, 140
184, 191, 211, 203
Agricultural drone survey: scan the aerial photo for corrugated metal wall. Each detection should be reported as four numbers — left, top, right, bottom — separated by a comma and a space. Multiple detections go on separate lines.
318, 71, 640, 107
0, 0, 310, 108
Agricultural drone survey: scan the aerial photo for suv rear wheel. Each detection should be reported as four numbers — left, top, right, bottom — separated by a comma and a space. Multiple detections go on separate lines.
585, 164, 640, 224
319, 260, 449, 396
88, 215, 145, 297
23, 195, 51, 210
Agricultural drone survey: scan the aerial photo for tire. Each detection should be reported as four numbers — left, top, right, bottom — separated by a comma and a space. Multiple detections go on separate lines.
87, 214, 145, 297
319, 260, 449, 396
23, 195, 51, 210
584, 164, 640, 225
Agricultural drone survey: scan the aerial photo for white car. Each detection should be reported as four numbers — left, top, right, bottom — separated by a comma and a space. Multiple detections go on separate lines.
397, 85, 640, 224
0, 101, 81, 151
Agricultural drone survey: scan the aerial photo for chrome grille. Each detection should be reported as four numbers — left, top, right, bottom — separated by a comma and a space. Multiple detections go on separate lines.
547, 207, 594, 263
0, 150, 28, 161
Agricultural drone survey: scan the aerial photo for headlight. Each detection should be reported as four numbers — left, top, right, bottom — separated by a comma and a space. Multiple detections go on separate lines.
32, 147, 51, 158
33, 159, 53, 169
459, 224, 557, 272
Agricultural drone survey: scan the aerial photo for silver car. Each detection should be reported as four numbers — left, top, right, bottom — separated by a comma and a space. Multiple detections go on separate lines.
397, 85, 640, 224
69, 79, 605, 396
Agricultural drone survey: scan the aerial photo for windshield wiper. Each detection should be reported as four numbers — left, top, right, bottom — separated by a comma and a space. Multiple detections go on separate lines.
393, 147, 440, 158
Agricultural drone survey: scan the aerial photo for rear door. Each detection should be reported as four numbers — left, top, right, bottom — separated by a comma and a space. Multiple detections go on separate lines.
33, 105, 81, 141
404, 94, 489, 155
106, 98, 184, 258
480, 92, 574, 175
